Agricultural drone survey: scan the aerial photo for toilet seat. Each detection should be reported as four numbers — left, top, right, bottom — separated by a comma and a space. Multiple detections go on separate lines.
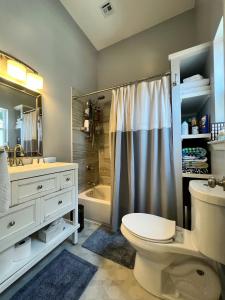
122, 213, 176, 243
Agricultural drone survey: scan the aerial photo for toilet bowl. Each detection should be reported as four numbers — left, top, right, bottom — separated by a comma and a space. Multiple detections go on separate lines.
121, 180, 224, 300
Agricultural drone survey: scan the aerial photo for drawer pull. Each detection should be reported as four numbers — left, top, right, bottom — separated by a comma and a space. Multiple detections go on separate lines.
37, 185, 43, 190
8, 221, 15, 227
58, 200, 63, 205
66, 178, 70, 182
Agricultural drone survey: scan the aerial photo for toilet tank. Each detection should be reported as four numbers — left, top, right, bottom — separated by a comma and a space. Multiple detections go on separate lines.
189, 180, 225, 265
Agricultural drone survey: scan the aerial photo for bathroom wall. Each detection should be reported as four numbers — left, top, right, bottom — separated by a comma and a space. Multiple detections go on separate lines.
195, 0, 223, 44
97, 10, 197, 89
0, 0, 97, 162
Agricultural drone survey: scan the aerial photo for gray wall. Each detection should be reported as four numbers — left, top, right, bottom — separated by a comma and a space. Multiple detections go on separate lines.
0, 0, 97, 161
97, 10, 197, 89
195, 0, 223, 43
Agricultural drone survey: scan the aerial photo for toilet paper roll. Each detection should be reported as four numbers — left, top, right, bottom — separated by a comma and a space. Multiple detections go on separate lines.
0, 246, 14, 271
13, 237, 31, 262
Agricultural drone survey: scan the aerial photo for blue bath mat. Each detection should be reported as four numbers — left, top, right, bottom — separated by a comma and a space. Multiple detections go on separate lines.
11, 249, 97, 300
82, 225, 136, 269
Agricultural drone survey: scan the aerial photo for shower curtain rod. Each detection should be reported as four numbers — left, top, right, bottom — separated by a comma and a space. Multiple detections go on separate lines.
73, 71, 171, 100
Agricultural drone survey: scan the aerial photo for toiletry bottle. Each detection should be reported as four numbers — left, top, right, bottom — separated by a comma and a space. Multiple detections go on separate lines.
182, 121, 189, 135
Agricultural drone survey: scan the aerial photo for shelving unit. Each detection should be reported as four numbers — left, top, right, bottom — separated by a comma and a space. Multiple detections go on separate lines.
169, 42, 213, 228
0, 220, 79, 293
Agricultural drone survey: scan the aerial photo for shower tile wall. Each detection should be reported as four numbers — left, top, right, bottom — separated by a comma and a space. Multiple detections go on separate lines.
72, 100, 99, 192
99, 100, 111, 185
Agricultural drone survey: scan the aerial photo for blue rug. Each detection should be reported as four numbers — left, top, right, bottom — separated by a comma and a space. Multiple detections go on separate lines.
11, 249, 97, 300
82, 225, 136, 269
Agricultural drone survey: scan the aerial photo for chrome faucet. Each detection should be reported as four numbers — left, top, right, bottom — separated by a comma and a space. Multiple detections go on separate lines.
88, 181, 96, 187
208, 176, 225, 191
13, 144, 24, 166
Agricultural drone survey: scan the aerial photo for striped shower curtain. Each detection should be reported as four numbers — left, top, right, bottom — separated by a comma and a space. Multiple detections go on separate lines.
110, 76, 177, 231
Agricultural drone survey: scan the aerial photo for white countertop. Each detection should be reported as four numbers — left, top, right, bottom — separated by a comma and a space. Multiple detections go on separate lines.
9, 162, 78, 181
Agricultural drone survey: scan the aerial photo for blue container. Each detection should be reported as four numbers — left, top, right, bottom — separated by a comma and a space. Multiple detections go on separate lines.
200, 114, 209, 133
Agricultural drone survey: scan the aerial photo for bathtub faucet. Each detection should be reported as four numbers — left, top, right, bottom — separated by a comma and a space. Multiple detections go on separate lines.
88, 181, 96, 187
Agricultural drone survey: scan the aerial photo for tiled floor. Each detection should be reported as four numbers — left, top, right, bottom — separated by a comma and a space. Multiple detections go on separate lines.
1, 221, 158, 300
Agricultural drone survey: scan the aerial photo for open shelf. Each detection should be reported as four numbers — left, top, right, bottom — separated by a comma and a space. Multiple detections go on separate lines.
0, 220, 79, 293
181, 89, 211, 115
181, 88, 211, 100
182, 173, 212, 179
182, 133, 211, 140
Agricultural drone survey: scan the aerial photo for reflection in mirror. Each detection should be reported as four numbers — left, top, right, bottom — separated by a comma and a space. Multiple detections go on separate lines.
0, 84, 42, 156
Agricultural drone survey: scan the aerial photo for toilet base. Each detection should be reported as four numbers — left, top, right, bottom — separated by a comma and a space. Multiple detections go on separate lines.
133, 253, 172, 299
133, 253, 221, 300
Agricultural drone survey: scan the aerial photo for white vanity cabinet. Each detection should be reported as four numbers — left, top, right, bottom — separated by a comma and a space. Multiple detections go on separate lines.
0, 162, 79, 293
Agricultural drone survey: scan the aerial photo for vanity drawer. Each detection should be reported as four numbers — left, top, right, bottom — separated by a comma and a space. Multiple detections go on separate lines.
0, 200, 39, 243
42, 188, 75, 222
12, 174, 60, 205
60, 170, 75, 189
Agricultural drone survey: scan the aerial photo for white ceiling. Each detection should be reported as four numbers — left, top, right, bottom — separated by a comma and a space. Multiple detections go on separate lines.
60, 0, 195, 50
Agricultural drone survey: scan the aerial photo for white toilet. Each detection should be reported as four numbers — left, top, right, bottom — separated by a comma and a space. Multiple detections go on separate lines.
121, 180, 225, 300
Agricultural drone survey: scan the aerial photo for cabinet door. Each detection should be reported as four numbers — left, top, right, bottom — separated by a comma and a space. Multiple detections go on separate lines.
12, 173, 60, 205
0, 200, 40, 245
41, 188, 75, 223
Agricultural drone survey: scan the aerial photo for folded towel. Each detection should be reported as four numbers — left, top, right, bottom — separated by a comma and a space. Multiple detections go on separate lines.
0, 151, 10, 213
181, 78, 210, 91
182, 162, 209, 168
182, 147, 207, 158
183, 168, 209, 174
182, 157, 207, 163
183, 74, 203, 83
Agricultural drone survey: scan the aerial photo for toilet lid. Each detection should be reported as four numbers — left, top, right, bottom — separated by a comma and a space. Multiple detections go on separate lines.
122, 213, 176, 242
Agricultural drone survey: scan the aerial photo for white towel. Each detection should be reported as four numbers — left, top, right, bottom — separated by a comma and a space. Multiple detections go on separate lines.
0, 151, 11, 213
183, 74, 203, 83
181, 78, 210, 91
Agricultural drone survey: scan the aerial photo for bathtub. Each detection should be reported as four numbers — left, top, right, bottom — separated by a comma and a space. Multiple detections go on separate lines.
78, 185, 111, 224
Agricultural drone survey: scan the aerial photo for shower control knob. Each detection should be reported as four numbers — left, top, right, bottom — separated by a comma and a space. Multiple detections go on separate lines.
208, 177, 216, 188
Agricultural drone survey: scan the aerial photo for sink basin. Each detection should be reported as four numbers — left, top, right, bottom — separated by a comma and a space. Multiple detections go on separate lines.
9, 162, 78, 181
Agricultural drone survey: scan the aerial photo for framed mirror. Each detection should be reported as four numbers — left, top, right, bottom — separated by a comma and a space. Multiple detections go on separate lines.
0, 78, 43, 156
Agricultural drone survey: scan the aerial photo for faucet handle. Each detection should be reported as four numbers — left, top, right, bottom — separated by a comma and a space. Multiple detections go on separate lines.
208, 176, 217, 188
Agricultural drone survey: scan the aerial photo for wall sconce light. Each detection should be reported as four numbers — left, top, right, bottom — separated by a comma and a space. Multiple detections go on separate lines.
26, 73, 43, 90
7, 59, 26, 81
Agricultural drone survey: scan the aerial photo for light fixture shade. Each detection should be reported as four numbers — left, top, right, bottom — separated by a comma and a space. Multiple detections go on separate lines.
26, 73, 43, 90
7, 59, 26, 81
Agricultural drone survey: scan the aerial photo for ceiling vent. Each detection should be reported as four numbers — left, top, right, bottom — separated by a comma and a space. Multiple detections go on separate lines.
101, 2, 113, 17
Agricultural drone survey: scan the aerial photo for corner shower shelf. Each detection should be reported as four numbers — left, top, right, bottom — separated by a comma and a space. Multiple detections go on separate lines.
182, 133, 211, 140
